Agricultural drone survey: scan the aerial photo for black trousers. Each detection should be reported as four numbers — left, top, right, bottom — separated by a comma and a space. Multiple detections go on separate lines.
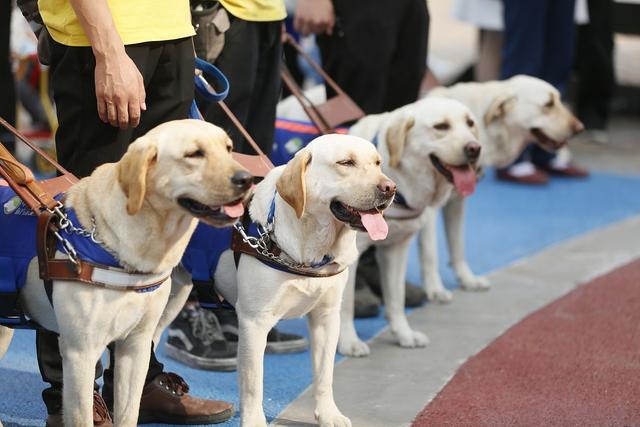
575, 0, 615, 130
37, 35, 194, 414
0, 0, 16, 152
317, 0, 429, 115
203, 14, 283, 157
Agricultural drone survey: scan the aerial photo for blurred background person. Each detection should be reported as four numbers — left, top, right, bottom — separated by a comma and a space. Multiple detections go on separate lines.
497, 0, 589, 184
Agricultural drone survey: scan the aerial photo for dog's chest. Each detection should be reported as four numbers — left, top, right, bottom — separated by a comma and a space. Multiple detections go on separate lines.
275, 279, 337, 319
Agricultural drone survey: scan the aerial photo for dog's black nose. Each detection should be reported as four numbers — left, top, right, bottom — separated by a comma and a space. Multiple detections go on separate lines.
230, 170, 253, 190
464, 142, 481, 161
377, 179, 397, 195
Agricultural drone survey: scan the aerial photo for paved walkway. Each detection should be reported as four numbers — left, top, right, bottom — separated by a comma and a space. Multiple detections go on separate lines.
275, 216, 640, 427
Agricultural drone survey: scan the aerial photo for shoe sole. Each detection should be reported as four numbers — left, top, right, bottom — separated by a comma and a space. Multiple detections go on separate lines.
164, 343, 237, 372
138, 406, 234, 425
265, 337, 309, 354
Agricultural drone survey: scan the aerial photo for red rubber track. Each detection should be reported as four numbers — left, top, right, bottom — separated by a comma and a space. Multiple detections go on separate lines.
413, 259, 640, 427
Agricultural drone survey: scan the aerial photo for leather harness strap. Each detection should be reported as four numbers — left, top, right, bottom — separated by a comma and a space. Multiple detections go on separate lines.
1, 117, 168, 294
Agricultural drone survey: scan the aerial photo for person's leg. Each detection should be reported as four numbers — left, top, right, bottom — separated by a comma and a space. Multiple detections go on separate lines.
475, 30, 503, 82
243, 21, 283, 157
500, 0, 549, 80
317, 0, 398, 115
204, 15, 259, 154
383, 0, 428, 111
575, 0, 615, 131
498, 0, 550, 182
0, 2, 16, 152
540, 0, 577, 93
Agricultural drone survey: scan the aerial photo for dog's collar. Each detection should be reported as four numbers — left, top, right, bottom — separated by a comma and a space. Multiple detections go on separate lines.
231, 192, 344, 277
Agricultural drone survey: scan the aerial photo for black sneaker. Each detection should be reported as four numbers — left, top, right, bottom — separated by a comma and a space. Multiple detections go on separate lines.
215, 308, 309, 354
164, 306, 237, 371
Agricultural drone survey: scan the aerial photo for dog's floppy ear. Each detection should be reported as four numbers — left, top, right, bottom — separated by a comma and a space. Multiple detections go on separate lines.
386, 115, 415, 168
484, 93, 517, 126
276, 148, 312, 219
118, 137, 158, 215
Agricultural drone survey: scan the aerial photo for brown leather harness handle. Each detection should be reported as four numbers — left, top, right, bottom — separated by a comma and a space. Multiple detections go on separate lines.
280, 34, 365, 133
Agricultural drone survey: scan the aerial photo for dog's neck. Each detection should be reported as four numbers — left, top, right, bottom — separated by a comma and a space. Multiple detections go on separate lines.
250, 173, 358, 268
383, 150, 452, 212
65, 165, 197, 273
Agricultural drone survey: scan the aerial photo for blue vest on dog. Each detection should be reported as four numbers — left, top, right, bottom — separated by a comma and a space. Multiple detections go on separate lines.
181, 222, 232, 282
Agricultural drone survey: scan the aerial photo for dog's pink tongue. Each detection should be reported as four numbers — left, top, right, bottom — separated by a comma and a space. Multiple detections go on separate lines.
361, 212, 388, 241
223, 202, 244, 218
449, 166, 477, 197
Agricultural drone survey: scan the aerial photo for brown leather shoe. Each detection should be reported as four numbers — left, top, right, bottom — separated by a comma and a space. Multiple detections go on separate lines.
540, 162, 590, 178
496, 168, 549, 185
45, 391, 113, 427
138, 372, 234, 424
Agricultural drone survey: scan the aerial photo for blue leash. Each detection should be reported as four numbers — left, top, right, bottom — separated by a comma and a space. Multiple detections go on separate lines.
190, 57, 230, 119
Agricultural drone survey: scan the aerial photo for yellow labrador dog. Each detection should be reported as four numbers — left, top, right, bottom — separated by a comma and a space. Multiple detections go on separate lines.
0, 119, 251, 426
421, 75, 585, 302
338, 97, 482, 357
163, 134, 396, 427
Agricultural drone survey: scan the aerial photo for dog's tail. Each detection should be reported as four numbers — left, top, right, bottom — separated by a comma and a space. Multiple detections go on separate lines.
0, 326, 14, 359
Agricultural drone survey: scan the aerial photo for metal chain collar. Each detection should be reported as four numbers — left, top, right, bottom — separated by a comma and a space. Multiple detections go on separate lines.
233, 222, 328, 271
47, 202, 103, 266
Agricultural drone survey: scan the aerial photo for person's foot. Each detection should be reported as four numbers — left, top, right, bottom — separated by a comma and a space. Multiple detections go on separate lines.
137, 372, 234, 425
165, 306, 237, 371
496, 162, 549, 185
45, 391, 113, 427
539, 161, 590, 178
583, 129, 609, 144
215, 308, 308, 353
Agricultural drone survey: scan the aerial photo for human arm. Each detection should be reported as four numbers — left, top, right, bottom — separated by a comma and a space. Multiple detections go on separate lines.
69, 0, 146, 129
293, 0, 335, 36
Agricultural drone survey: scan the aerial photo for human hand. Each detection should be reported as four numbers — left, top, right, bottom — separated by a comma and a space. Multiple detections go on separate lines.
293, 0, 335, 36
94, 50, 146, 129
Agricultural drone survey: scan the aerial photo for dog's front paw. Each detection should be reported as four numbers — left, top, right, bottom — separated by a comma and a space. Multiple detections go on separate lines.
337, 339, 370, 357
241, 413, 268, 427
426, 288, 453, 304
396, 330, 429, 348
315, 405, 352, 427
459, 274, 491, 291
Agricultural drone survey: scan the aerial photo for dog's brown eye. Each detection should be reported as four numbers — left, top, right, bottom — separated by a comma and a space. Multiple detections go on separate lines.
226, 145, 232, 153
467, 118, 475, 127
434, 122, 450, 131
545, 98, 555, 109
337, 159, 356, 167
185, 149, 205, 158
375, 160, 381, 166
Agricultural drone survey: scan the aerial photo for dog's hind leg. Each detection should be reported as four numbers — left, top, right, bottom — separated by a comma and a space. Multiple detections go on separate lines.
0, 326, 14, 358
377, 240, 429, 348
238, 314, 274, 427
309, 294, 351, 427
337, 255, 370, 357
443, 193, 490, 291
419, 208, 453, 303
153, 267, 193, 345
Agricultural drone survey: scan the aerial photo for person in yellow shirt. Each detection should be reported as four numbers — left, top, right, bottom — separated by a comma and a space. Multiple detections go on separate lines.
24, 0, 234, 424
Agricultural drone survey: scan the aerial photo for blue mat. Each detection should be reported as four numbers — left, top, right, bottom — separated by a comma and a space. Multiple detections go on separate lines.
2, 171, 640, 426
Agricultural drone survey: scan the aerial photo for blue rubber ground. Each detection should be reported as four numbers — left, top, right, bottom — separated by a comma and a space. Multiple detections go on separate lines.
2, 171, 640, 426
